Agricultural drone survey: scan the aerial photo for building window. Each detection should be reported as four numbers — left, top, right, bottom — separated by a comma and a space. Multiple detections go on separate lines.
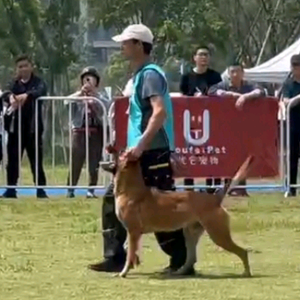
91, 47, 108, 63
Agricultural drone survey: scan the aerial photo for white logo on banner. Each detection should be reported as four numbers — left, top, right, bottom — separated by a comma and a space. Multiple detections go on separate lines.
175, 108, 226, 167
183, 109, 210, 146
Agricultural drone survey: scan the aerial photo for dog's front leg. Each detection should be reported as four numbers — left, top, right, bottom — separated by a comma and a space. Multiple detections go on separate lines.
118, 231, 141, 278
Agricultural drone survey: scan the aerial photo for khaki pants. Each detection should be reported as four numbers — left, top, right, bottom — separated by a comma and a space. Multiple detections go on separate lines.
67, 128, 103, 192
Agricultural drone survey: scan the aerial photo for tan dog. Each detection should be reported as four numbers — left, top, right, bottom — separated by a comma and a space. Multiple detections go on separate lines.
103, 147, 253, 278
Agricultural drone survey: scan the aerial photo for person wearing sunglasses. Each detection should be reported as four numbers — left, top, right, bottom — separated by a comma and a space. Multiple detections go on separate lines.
180, 46, 222, 96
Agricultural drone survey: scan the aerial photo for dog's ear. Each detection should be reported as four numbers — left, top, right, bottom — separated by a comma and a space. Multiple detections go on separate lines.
101, 162, 117, 175
106, 144, 119, 163
106, 145, 118, 154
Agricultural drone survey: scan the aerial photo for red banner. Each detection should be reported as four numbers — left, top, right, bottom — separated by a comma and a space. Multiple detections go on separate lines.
114, 96, 279, 178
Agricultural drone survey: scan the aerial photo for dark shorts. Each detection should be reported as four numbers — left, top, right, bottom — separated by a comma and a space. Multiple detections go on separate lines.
140, 148, 174, 191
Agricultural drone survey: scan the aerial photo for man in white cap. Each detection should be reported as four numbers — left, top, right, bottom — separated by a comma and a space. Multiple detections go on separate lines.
89, 24, 192, 275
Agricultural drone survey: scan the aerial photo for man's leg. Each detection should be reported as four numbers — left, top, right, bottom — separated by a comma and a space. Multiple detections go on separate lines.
206, 178, 215, 194
288, 128, 299, 196
0, 135, 3, 164
228, 179, 249, 197
184, 178, 194, 191
2, 133, 23, 198
89, 182, 127, 272
140, 150, 191, 274
25, 133, 48, 198
214, 178, 221, 188
206, 178, 222, 194
154, 230, 187, 272
66, 132, 85, 198
87, 129, 103, 198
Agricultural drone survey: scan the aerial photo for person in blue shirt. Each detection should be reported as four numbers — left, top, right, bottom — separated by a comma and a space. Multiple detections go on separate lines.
89, 24, 192, 275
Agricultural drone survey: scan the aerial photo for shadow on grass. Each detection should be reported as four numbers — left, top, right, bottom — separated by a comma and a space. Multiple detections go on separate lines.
134, 272, 274, 280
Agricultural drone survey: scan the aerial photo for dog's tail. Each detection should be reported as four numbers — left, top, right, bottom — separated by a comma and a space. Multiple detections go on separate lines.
215, 155, 254, 205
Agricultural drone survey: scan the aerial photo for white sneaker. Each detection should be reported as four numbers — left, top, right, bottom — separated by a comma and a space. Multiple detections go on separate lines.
86, 191, 97, 199
284, 190, 296, 198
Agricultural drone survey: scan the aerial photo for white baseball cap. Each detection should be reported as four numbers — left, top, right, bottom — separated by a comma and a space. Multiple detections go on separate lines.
112, 24, 154, 44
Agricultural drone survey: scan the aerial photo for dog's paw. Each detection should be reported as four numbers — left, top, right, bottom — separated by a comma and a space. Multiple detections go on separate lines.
134, 254, 141, 266
242, 270, 252, 278
115, 272, 127, 278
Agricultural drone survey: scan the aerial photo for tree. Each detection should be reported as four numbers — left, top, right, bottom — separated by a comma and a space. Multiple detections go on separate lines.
88, 0, 230, 92
102, 51, 130, 94
0, 0, 84, 164
89, 0, 300, 91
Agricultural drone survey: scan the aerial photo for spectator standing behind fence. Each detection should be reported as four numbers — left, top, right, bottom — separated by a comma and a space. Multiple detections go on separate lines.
64, 67, 109, 199
180, 46, 222, 193
208, 61, 265, 197
281, 55, 300, 197
0, 55, 48, 199
0, 87, 4, 164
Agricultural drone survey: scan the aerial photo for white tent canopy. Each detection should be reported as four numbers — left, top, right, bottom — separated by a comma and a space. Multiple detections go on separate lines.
222, 37, 300, 84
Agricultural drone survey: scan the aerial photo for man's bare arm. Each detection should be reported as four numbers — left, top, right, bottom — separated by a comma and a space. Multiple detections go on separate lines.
242, 88, 265, 101
285, 94, 300, 109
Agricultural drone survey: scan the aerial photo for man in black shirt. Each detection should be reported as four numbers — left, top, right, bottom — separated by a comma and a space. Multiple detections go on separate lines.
180, 46, 222, 96
282, 54, 300, 197
180, 46, 222, 192
1, 55, 48, 198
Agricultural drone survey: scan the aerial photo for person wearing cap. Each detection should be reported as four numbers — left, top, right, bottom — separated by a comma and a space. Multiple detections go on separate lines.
282, 54, 300, 197
208, 61, 266, 197
64, 67, 110, 198
89, 24, 191, 275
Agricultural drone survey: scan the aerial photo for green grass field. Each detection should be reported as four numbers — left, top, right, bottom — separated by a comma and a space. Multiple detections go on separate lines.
0, 194, 300, 300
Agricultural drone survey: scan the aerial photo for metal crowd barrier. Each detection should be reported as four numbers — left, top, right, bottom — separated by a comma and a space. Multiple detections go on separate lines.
0, 96, 109, 190
175, 114, 285, 192
0, 96, 287, 194
109, 98, 285, 192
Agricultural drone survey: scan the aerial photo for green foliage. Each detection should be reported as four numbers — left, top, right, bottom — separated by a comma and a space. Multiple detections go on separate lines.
89, 0, 229, 63
88, 0, 231, 91
0, 0, 84, 164
89, 0, 300, 86
102, 51, 130, 94
0, 0, 81, 93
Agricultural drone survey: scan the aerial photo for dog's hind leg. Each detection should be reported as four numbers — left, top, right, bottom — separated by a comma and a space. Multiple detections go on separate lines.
174, 222, 204, 276
118, 231, 141, 278
201, 208, 251, 277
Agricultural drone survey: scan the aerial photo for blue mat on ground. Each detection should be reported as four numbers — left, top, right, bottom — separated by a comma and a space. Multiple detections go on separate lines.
0, 187, 284, 197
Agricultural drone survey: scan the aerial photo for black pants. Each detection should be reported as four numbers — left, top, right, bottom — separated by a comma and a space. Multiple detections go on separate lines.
184, 177, 221, 193
0, 135, 3, 164
6, 131, 46, 189
102, 148, 187, 268
289, 127, 300, 192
